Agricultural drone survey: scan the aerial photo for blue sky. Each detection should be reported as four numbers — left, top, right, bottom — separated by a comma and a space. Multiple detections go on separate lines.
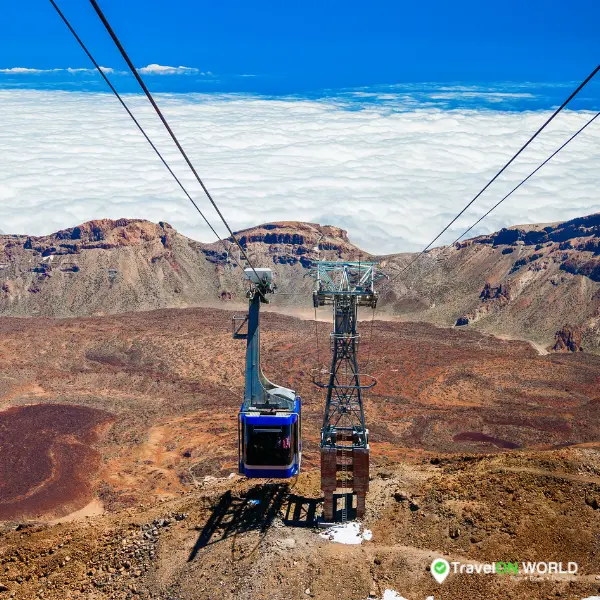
1, 0, 598, 96
0, 1, 598, 249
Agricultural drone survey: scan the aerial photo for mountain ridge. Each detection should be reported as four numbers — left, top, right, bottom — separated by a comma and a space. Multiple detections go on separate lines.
2, 213, 600, 350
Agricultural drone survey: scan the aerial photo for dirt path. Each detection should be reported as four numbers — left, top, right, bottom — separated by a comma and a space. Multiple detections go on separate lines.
495, 333, 548, 355
529, 341, 549, 356
49, 498, 104, 524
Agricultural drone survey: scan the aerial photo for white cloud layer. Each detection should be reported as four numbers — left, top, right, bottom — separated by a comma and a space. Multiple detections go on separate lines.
0, 66, 116, 74
138, 64, 206, 75
0, 90, 598, 254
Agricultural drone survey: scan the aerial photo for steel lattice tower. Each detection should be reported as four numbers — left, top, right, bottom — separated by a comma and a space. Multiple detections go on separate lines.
312, 261, 381, 521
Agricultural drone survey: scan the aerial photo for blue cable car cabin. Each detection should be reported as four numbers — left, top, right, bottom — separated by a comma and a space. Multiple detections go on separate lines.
235, 268, 301, 478
239, 397, 301, 478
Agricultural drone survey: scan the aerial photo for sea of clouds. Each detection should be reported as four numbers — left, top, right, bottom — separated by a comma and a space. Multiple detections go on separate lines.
0, 88, 598, 254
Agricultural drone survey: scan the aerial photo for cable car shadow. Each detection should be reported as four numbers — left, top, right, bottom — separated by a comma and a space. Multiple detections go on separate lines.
188, 483, 288, 562
188, 485, 356, 561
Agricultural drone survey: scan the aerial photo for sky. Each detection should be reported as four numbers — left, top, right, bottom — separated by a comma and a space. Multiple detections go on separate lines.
0, 1, 598, 253
1, 0, 599, 93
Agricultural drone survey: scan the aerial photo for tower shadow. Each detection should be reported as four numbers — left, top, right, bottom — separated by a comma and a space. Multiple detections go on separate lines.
282, 493, 322, 527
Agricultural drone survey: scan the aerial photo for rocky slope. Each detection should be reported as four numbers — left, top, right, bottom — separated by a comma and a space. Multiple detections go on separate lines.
0, 219, 363, 318
2, 308, 600, 599
380, 213, 600, 351
3, 214, 600, 350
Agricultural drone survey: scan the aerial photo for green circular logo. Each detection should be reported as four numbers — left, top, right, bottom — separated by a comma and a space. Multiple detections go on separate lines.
431, 558, 450, 583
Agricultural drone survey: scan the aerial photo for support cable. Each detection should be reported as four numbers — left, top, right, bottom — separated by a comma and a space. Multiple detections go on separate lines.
451, 110, 600, 245
314, 306, 321, 374
383, 64, 600, 290
89, 0, 263, 284
364, 307, 376, 375
48, 0, 244, 272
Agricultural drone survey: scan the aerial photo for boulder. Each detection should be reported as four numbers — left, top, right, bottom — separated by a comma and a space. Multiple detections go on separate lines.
552, 325, 583, 353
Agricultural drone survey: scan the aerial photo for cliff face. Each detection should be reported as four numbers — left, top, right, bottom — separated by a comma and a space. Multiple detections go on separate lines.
202, 221, 369, 269
0, 219, 219, 317
552, 325, 583, 352
0, 219, 367, 318
378, 213, 600, 351
473, 214, 600, 283
3, 213, 600, 351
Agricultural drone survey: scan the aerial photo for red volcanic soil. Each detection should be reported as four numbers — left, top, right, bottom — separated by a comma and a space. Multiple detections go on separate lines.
0, 403, 112, 521
2, 309, 600, 600
452, 431, 521, 449
0, 307, 600, 519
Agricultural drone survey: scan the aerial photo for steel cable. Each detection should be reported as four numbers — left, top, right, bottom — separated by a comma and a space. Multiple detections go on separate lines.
451, 110, 600, 245
381, 64, 600, 293
49, 0, 244, 273
89, 0, 263, 285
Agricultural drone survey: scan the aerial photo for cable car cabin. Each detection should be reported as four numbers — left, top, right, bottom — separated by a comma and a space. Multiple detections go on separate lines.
235, 268, 302, 478
239, 392, 301, 478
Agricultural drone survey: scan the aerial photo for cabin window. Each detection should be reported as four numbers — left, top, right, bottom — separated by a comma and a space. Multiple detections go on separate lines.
245, 424, 293, 466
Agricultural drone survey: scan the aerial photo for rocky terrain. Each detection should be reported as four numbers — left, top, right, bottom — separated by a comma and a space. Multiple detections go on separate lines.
0, 307, 600, 598
0, 219, 355, 319
3, 213, 600, 350
4, 451, 600, 600
385, 213, 600, 352
2, 213, 600, 599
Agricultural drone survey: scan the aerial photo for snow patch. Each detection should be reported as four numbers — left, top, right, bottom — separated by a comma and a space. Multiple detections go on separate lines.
320, 521, 372, 544
382, 592, 408, 600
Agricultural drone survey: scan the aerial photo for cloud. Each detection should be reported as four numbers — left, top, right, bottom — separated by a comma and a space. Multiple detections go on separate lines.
1, 65, 207, 77
137, 64, 201, 75
1, 66, 118, 75
0, 67, 62, 74
430, 92, 536, 100
0, 89, 598, 254
67, 66, 117, 74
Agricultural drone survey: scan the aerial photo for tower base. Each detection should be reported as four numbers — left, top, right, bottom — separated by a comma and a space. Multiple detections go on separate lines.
320, 446, 369, 521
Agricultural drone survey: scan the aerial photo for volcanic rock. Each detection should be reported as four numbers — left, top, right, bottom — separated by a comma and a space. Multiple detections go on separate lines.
3, 213, 600, 350
552, 325, 583, 353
